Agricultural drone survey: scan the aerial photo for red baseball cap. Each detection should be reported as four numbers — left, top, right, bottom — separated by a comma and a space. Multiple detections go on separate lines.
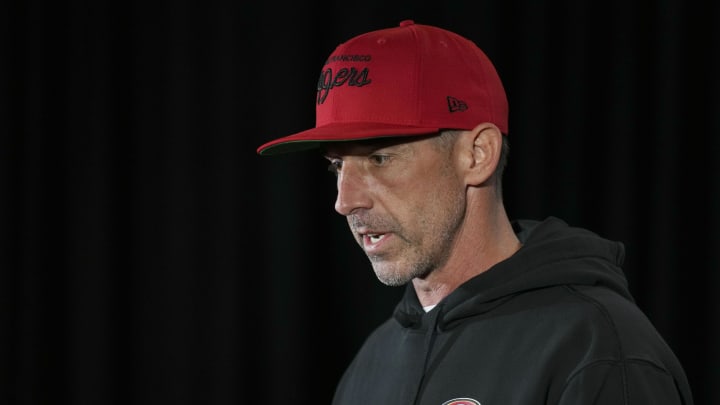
256, 20, 508, 155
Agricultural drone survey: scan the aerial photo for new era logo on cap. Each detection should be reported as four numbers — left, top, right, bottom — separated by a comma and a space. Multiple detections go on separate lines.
257, 20, 508, 155
447, 96, 469, 113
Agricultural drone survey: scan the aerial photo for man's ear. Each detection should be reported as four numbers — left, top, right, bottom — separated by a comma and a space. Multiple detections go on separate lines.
458, 123, 503, 187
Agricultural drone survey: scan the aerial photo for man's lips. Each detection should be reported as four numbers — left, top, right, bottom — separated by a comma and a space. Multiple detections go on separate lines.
361, 232, 390, 252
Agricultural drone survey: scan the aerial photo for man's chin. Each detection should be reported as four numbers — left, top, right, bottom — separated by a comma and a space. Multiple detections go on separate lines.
372, 264, 414, 287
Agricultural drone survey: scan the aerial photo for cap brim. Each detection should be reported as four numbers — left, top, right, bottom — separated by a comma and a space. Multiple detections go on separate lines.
256, 122, 441, 155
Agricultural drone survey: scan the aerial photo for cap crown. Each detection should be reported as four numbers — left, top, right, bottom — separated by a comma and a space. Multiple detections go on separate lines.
317, 20, 508, 131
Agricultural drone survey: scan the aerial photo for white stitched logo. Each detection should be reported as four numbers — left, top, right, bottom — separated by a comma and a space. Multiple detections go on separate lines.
442, 398, 481, 405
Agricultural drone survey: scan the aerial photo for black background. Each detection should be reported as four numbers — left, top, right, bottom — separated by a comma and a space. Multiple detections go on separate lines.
2, 1, 718, 404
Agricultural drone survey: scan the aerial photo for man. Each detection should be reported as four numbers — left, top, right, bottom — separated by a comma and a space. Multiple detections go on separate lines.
256, 20, 694, 405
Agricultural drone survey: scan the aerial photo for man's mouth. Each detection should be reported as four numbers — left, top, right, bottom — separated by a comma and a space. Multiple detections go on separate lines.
366, 233, 386, 244
362, 233, 390, 251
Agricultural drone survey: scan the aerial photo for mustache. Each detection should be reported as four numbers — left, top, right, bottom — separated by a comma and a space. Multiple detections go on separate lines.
348, 213, 394, 233
347, 214, 370, 231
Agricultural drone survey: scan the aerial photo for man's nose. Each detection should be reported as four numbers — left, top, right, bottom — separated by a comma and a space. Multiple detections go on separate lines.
334, 163, 372, 216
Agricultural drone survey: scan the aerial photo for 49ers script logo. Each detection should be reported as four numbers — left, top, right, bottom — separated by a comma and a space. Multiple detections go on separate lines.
316, 56, 372, 105
442, 398, 481, 405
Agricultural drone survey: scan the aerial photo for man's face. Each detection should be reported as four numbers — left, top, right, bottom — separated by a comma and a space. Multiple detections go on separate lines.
323, 135, 467, 286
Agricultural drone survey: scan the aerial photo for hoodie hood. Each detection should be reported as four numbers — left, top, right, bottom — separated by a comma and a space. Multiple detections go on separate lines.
393, 216, 631, 329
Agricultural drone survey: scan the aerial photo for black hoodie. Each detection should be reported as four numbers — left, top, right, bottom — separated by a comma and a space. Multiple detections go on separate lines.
331, 217, 694, 405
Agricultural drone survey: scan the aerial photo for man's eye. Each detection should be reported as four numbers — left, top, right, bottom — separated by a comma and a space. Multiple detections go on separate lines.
327, 160, 342, 175
369, 155, 391, 165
